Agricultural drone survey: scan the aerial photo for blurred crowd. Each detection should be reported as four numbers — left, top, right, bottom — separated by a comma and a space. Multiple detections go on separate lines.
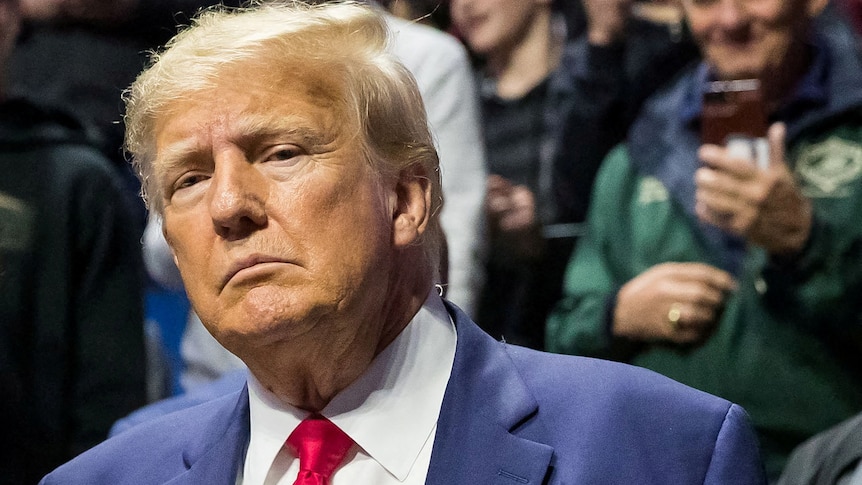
1, 0, 861, 483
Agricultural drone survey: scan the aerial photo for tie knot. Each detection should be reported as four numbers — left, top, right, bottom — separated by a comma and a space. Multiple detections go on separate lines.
286, 415, 353, 483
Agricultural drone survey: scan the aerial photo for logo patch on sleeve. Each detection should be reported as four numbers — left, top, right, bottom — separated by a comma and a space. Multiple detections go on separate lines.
796, 137, 862, 198
0, 193, 34, 252
638, 176, 670, 205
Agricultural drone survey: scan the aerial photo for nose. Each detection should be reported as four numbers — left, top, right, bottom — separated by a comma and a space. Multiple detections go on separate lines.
208, 150, 268, 240
714, 0, 745, 30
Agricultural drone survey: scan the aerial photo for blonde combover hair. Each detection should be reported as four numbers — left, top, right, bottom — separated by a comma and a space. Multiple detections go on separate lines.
124, 0, 444, 272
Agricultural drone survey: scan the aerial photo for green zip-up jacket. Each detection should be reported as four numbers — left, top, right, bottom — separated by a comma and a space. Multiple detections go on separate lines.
547, 24, 862, 480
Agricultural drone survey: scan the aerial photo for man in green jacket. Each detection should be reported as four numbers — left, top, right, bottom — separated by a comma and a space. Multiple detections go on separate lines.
547, 0, 862, 480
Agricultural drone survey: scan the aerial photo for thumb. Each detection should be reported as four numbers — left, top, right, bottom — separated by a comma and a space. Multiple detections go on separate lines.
767, 122, 788, 170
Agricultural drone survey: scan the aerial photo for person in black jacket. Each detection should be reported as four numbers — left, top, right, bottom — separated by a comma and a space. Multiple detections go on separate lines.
0, 1, 147, 482
777, 411, 862, 485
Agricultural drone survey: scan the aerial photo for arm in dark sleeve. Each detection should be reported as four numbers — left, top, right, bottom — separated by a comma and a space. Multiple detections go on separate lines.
69, 157, 147, 455
552, 39, 627, 224
546, 146, 643, 361
552, 20, 698, 224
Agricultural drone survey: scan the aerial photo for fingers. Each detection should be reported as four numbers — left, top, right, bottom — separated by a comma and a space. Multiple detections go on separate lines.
498, 186, 535, 232
669, 319, 717, 345
694, 166, 748, 227
485, 176, 537, 232
767, 122, 787, 170
659, 264, 734, 344
675, 280, 727, 309
659, 299, 720, 346
695, 122, 805, 251
664, 297, 722, 329
695, 146, 771, 235
662, 262, 736, 292
485, 174, 510, 194
697, 122, 787, 176
695, 191, 758, 234
485, 175, 513, 215
698, 143, 760, 176
695, 145, 758, 226
614, 262, 735, 344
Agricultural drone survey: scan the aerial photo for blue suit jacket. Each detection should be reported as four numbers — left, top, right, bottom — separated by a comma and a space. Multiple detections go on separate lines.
42, 302, 766, 484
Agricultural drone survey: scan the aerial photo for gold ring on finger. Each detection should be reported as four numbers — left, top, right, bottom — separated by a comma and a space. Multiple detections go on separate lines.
667, 303, 683, 330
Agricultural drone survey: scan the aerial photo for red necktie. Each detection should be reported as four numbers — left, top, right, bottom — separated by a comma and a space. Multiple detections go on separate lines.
286, 414, 354, 485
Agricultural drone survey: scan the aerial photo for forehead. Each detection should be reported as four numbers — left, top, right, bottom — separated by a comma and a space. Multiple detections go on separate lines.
682, 0, 801, 17
152, 61, 353, 168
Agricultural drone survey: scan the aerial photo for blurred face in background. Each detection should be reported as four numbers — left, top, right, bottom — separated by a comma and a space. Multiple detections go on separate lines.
0, 0, 20, 69
681, 0, 826, 81
451, 0, 550, 59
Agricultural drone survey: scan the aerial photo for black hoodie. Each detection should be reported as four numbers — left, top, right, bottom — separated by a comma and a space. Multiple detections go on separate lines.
0, 98, 147, 485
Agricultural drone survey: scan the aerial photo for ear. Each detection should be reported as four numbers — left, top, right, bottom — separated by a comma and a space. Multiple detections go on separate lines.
391, 163, 432, 249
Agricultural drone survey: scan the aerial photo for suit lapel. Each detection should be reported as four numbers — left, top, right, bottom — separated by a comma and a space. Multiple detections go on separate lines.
425, 303, 554, 485
165, 387, 251, 485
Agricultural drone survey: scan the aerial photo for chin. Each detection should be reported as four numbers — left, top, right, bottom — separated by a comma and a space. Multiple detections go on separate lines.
706, 47, 756, 77
210, 311, 301, 353
711, 63, 761, 81
465, 34, 496, 58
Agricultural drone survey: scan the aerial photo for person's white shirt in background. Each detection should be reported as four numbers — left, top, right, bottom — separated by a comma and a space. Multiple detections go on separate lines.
385, 13, 487, 316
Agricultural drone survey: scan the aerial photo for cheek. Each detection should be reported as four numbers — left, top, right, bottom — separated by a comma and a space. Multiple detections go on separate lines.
688, 21, 709, 43
758, 27, 794, 60
327, 187, 390, 252
450, 1, 467, 24
310, 191, 390, 257
682, 10, 714, 46
273, 171, 389, 251
163, 214, 214, 290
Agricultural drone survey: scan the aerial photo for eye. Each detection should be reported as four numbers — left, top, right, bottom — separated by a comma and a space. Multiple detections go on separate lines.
264, 145, 303, 164
174, 173, 209, 191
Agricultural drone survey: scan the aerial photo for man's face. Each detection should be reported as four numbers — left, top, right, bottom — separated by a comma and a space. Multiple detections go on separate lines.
681, 0, 818, 81
450, 0, 545, 58
154, 66, 397, 356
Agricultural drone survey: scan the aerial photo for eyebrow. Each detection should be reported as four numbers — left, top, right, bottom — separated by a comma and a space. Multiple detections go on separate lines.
232, 116, 332, 149
155, 115, 333, 176
156, 139, 207, 181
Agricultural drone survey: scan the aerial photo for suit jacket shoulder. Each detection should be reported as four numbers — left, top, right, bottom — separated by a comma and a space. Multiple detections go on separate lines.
41, 301, 765, 485
40, 389, 249, 485
427, 302, 766, 485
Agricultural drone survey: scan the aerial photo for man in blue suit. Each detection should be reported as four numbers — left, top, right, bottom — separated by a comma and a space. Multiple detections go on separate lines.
42, 2, 765, 484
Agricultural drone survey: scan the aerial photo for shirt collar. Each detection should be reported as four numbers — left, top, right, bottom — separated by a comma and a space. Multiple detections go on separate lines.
246, 290, 456, 481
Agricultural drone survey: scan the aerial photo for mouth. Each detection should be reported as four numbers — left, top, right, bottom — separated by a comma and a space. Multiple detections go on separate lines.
221, 254, 295, 289
711, 28, 754, 50
714, 38, 752, 52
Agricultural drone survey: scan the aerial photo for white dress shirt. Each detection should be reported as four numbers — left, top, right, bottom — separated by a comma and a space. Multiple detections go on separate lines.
239, 291, 457, 485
